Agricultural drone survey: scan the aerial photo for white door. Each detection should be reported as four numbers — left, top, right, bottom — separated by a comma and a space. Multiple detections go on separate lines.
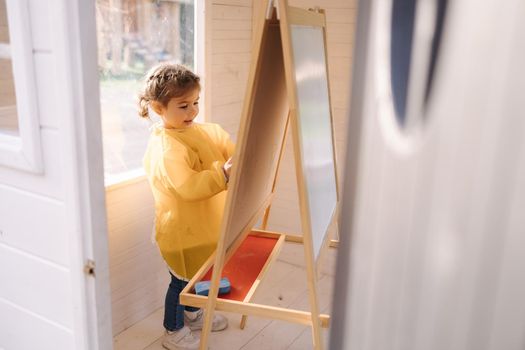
0, 0, 111, 349
331, 0, 525, 349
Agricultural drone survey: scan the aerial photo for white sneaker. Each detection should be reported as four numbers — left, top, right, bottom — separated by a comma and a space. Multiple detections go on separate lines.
162, 326, 200, 350
184, 309, 228, 332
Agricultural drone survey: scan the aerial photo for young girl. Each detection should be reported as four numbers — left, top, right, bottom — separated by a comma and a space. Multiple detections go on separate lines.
139, 63, 233, 350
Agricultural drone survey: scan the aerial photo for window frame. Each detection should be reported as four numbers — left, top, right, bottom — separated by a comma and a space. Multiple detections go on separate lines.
0, 0, 43, 173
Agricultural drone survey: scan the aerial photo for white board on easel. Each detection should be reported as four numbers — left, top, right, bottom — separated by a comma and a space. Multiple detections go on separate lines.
288, 19, 338, 259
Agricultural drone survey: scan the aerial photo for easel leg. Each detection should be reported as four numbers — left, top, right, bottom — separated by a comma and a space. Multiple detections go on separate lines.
199, 253, 226, 349
240, 315, 248, 329
261, 205, 271, 230
306, 261, 324, 350
199, 295, 216, 350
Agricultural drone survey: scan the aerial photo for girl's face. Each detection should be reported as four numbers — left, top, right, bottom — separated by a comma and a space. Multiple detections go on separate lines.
154, 88, 200, 129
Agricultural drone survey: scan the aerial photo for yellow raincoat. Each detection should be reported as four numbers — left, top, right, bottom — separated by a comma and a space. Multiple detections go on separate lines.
143, 122, 235, 280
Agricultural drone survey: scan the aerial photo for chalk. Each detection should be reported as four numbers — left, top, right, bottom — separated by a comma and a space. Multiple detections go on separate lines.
195, 277, 231, 296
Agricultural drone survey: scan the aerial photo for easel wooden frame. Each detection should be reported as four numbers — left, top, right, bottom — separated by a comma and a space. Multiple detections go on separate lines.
180, 1, 339, 349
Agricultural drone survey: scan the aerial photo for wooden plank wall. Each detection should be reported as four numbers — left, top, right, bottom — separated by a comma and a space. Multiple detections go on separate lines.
208, 0, 253, 139
106, 180, 169, 335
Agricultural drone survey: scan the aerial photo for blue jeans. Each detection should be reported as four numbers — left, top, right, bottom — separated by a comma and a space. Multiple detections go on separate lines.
164, 272, 200, 331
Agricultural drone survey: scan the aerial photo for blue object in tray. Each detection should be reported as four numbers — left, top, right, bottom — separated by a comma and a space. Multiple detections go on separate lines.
195, 277, 231, 296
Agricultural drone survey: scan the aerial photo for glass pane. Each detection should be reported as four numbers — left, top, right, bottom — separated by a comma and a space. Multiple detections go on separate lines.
0, 0, 19, 136
95, 0, 194, 181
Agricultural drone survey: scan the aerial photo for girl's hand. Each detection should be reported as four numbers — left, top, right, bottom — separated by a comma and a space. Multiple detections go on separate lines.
223, 157, 233, 182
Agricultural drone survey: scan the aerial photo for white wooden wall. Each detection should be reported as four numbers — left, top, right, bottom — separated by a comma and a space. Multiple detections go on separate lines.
207, 0, 253, 138
0, 0, 110, 349
106, 179, 172, 336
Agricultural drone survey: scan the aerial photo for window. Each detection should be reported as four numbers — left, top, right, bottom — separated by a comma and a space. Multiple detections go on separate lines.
0, 0, 19, 136
0, 0, 42, 173
95, 0, 196, 184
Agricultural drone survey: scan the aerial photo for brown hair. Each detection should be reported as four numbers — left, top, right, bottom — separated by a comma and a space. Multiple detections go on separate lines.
138, 63, 201, 119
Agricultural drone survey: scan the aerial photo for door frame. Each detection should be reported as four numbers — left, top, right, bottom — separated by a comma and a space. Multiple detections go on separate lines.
56, 0, 112, 348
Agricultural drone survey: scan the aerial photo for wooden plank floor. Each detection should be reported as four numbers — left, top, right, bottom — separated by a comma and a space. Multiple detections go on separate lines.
113, 241, 337, 350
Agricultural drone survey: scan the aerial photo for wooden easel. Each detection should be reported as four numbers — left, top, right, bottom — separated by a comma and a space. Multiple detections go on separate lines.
180, 1, 339, 349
